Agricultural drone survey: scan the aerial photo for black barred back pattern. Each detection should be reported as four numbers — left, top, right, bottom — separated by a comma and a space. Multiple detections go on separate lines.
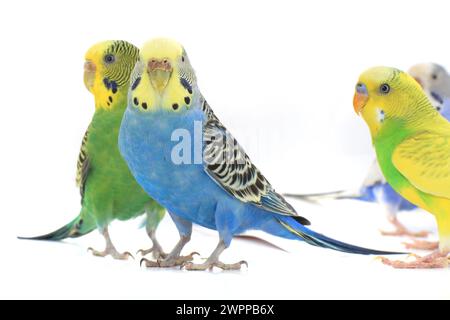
76, 128, 90, 202
178, 49, 197, 89
201, 100, 305, 219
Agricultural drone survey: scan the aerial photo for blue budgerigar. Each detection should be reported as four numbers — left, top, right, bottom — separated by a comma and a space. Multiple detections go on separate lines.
408, 63, 450, 119
285, 62, 450, 244
119, 38, 400, 271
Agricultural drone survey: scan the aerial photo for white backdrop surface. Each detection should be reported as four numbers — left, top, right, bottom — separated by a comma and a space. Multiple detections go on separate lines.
1, 0, 449, 299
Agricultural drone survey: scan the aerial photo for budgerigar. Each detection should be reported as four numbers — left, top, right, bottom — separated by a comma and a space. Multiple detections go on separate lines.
118, 38, 400, 271
408, 62, 450, 119
285, 63, 450, 241
20, 41, 168, 260
354, 66, 450, 268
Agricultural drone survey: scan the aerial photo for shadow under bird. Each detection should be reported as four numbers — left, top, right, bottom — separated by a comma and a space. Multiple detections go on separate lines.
118, 38, 402, 271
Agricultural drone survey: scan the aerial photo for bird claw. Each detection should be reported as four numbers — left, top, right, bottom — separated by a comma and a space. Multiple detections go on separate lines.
379, 251, 449, 269
380, 218, 430, 238
140, 252, 200, 268
402, 240, 439, 251
136, 246, 168, 260
87, 247, 134, 260
182, 260, 248, 271
189, 251, 200, 259
140, 258, 159, 268
122, 252, 134, 260
380, 229, 430, 238
406, 253, 422, 260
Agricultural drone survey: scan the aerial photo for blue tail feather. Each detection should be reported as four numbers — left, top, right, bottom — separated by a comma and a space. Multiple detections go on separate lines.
275, 215, 404, 255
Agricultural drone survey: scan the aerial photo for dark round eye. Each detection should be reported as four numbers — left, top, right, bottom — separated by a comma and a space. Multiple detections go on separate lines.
182, 56, 185, 62
380, 83, 390, 94
432, 74, 438, 80
104, 54, 115, 64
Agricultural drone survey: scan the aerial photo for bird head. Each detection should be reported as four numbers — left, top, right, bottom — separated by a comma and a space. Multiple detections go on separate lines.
128, 38, 198, 113
408, 62, 448, 92
408, 62, 450, 113
84, 40, 139, 109
353, 66, 434, 138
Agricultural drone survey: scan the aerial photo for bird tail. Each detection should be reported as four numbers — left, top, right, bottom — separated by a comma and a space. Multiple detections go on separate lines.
283, 188, 374, 203
18, 213, 96, 241
276, 215, 403, 255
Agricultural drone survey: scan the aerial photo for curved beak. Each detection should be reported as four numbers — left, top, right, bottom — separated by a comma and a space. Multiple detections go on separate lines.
353, 83, 369, 114
83, 60, 96, 91
147, 58, 173, 93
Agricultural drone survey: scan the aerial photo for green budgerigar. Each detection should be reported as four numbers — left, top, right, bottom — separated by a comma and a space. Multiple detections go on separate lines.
355, 66, 450, 268
20, 41, 167, 260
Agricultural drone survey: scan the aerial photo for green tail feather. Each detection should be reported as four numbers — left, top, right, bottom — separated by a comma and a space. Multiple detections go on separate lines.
18, 213, 96, 241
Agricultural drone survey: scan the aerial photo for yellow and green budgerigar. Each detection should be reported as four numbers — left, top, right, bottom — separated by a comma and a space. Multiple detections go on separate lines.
354, 66, 450, 268
20, 40, 168, 260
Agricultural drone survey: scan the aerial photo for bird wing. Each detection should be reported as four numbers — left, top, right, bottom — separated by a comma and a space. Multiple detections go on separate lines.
201, 100, 310, 224
76, 128, 91, 203
392, 131, 450, 199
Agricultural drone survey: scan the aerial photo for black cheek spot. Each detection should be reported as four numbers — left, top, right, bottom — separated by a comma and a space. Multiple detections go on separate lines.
111, 81, 118, 94
184, 97, 190, 105
103, 78, 111, 89
108, 96, 113, 103
133, 97, 139, 106
107, 102, 111, 106
142, 102, 148, 110
172, 103, 179, 110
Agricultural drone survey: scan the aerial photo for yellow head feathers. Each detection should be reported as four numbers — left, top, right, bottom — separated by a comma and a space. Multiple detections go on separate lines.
140, 38, 184, 62
84, 40, 139, 110
353, 66, 435, 137
130, 38, 197, 113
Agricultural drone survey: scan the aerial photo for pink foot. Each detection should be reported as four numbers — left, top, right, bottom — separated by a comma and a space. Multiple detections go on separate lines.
403, 240, 439, 251
380, 216, 429, 238
380, 250, 449, 269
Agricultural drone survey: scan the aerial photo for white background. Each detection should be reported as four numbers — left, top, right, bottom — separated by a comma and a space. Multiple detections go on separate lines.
1, 0, 449, 300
